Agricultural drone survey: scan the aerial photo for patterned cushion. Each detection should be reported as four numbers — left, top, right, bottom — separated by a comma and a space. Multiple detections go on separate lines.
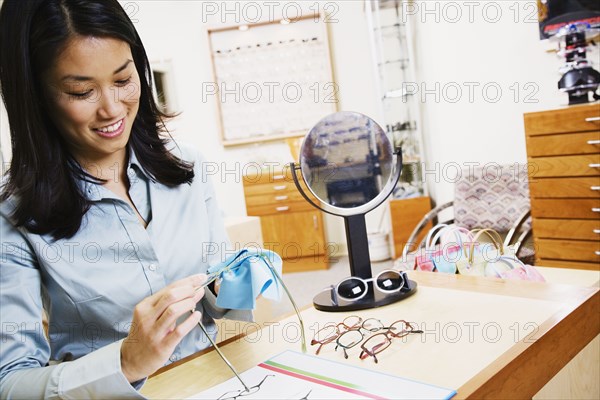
454, 164, 530, 232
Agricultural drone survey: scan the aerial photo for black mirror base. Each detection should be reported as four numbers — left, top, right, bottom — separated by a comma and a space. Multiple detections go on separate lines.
313, 279, 418, 312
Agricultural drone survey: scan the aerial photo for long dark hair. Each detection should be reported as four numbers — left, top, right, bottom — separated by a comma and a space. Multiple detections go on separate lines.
0, 0, 194, 240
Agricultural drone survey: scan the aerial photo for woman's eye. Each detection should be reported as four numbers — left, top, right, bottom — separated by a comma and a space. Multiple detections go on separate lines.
115, 77, 132, 86
67, 91, 92, 99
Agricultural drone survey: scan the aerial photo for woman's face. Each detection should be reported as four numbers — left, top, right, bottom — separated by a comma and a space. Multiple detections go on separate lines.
43, 36, 141, 168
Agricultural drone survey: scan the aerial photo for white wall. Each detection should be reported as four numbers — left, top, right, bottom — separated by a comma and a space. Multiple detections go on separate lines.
409, 0, 568, 203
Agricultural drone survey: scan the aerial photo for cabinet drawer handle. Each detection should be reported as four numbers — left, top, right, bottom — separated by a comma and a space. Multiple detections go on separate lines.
593, 208, 600, 213
595, 251, 600, 256
276, 206, 289, 212
594, 229, 600, 234
273, 174, 285, 180
585, 116, 600, 122
275, 195, 288, 201
273, 185, 287, 191
592, 186, 600, 191
587, 140, 600, 145
590, 164, 600, 168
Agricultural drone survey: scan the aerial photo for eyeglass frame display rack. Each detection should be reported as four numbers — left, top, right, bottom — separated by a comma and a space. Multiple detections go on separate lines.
206, 14, 338, 147
364, 0, 427, 199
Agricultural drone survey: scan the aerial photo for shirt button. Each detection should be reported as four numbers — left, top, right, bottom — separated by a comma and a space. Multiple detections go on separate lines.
148, 263, 158, 271
169, 354, 178, 362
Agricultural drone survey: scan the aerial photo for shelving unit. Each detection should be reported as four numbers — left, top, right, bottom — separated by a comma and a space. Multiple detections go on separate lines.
365, 0, 432, 256
365, 0, 426, 199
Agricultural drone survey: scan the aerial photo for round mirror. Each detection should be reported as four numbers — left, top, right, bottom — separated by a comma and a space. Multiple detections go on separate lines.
300, 111, 395, 211
291, 111, 413, 311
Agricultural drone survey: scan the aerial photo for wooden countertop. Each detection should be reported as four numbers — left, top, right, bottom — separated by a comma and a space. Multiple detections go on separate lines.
142, 270, 599, 399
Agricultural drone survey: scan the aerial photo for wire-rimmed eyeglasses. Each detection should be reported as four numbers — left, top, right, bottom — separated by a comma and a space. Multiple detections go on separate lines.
310, 315, 363, 355
192, 250, 307, 392
216, 374, 274, 400
359, 320, 423, 363
334, 318, 397, 359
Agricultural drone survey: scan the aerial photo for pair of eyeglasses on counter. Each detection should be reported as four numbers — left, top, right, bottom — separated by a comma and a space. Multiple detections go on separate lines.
191, 250, 307, 392
357, 320, 423, 363
310, 315, 364, 355
311, 316, 423, 363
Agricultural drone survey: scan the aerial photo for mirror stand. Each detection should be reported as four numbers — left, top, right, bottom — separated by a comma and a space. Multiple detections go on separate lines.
290, 158, 418, 312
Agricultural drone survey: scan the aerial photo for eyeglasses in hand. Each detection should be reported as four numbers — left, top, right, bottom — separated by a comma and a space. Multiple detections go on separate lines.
192, 250, 307, 392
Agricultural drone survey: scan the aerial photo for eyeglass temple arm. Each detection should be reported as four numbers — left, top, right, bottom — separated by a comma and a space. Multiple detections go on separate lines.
261, 255, 307, 354
191, 254, 267, 391
194, 317, 250, 392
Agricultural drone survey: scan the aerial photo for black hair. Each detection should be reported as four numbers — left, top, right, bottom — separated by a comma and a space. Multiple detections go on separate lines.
0, 0, 194, 240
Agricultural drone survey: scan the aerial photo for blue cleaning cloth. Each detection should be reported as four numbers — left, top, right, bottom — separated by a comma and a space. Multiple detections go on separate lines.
207, 249, 283, 310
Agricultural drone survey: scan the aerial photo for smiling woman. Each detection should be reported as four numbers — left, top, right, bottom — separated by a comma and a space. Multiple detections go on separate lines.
0, 0, 194, 238
0, 0, 251, 398
44, 37, 141, 179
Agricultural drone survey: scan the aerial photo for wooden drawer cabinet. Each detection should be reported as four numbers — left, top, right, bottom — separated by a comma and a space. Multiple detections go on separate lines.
534, 219, 600, 241
243, 167, 328, 272
524, 103, 600, 270
524, 104, 600, 135
246, 201, 315, 217
529, 177, 600, 198
536, 239, 600, 263
390, 197, 432, 258
531, 154, 600, 177
526, 131, 600, 157
531, 199, 600, 219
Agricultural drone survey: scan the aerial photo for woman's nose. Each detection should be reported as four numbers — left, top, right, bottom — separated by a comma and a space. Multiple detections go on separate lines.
96, 87, 123, 120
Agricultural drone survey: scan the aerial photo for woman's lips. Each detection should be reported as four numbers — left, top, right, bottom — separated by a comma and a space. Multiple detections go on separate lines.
94, 118, 125, 138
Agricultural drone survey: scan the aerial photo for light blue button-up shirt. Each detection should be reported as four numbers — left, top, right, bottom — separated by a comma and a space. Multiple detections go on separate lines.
0, 143, 250, 398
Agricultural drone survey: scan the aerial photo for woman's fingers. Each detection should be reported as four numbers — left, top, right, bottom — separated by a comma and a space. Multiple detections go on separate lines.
152, 285, 196, 314
164, 310, 202, 349
143, 274, 207, 307
154, 289, 204, 334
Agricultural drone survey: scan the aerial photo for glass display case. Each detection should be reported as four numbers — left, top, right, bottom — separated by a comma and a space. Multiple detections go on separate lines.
365, 0, 426, 199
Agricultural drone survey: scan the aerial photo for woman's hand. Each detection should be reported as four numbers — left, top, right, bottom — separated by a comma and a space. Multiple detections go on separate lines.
120, 274, 207, 383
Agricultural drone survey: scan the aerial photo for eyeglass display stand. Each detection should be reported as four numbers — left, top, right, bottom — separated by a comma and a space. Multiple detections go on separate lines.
310, 214, 418, 312
290, 121, 418, 312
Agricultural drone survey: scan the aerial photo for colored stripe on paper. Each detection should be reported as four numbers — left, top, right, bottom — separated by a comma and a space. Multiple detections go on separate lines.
259, 361, 387, 400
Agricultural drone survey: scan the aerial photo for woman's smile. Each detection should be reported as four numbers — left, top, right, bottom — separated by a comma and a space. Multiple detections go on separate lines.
94, 117, 125, 138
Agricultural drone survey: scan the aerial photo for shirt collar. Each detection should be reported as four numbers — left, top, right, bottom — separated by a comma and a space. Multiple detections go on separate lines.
76, 146, 151, 202
127, 146, 151, 180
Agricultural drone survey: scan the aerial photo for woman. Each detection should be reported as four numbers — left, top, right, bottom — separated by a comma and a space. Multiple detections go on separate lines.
0, 0, 249, 397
